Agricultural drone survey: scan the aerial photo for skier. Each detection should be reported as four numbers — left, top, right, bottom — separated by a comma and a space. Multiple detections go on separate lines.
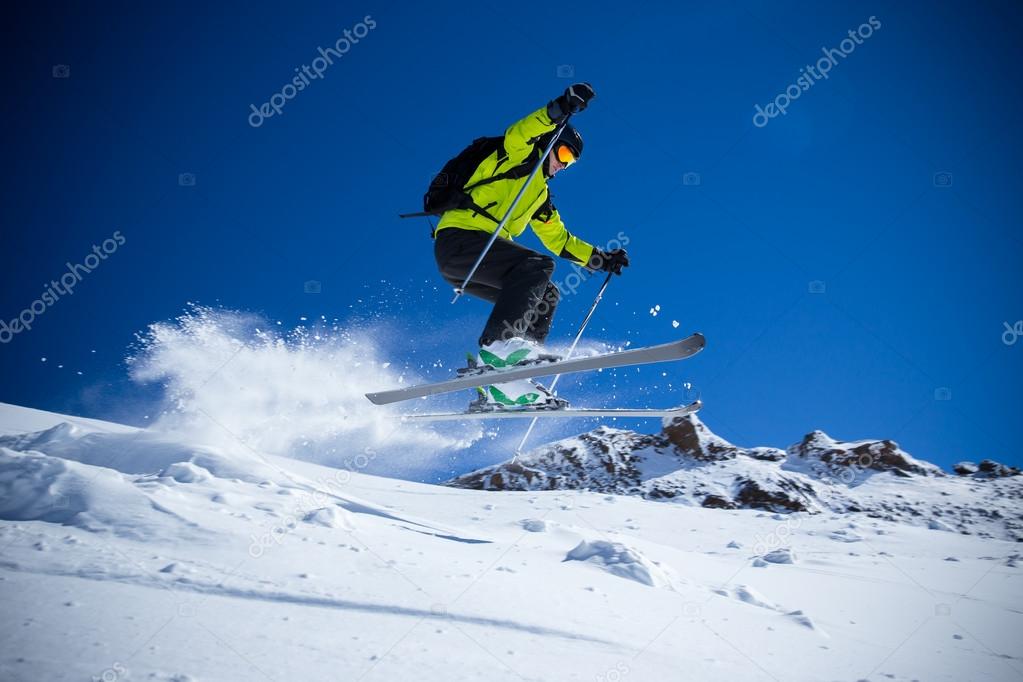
432, 83, 630, 409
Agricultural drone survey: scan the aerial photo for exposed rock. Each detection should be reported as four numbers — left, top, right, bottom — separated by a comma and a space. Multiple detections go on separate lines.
701, 494, 735, 509
977, 459, 1020, 478
786, 430, 942, 477
952, 459, 1019, 479
446, 415, 1023, 541
734, 478, 809, 513
663, 415, 785, 461
663, 415, 738, 460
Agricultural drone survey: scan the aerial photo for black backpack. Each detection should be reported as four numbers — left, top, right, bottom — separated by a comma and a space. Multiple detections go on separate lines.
400, 136, 540, 227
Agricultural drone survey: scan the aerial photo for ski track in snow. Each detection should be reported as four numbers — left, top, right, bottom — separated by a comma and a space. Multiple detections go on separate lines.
0, 557, 615, 645
1, 402, 1021, 682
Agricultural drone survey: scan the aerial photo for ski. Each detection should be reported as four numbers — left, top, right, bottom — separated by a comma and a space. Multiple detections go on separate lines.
400, 400, 702, 422
365, 332, 705, 406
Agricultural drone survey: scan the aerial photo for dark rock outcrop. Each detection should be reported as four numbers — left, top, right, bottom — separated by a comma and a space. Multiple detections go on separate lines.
955, 459, 1021, 479
447, 414, 1023, 541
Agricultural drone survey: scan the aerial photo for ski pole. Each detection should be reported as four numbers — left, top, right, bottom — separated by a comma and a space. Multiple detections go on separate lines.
514, 270, 614, 456
451, 116, 573, 304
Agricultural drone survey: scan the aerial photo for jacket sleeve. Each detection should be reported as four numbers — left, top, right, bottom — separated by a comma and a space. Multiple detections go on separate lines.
503, 105, 557, 159
530, 200, 595, 265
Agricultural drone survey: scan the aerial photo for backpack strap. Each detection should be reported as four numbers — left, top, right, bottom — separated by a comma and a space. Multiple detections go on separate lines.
459, 146, 544, 224
460, 197, 502, 224
463, 145, 542, 193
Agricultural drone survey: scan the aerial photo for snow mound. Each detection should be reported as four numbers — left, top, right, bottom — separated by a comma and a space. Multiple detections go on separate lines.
564, 540, 670, 588
0, 448, 201, 541
715, 585, 824, 633
0, 420, 83, 451
0, 422, 281, 483
520, 518, 548, 532
162, 461, 212, 483
760, 548, 797, 565
785, 609, 823, 632
827, 529, 863, 543
726, 584, 781, 611
0, 403, 137, 437
302, 506, 355, 530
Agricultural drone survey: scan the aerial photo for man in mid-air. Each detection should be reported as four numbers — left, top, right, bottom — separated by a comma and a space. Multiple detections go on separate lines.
432, 83, 630, 409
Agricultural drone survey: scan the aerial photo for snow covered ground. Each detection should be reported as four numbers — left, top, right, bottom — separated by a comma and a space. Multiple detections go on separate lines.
1, 402, 1021, 681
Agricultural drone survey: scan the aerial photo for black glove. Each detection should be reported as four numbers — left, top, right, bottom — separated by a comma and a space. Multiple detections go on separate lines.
548, 82, 596, 121
589, 247, 629, 275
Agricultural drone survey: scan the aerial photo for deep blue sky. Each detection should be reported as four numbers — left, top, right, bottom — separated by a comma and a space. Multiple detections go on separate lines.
2, 1, 1021, 471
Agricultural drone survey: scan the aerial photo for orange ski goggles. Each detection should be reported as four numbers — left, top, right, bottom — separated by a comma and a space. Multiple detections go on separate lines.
554, 143, 578, 166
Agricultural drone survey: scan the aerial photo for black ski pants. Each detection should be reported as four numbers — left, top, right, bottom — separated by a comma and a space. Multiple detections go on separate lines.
434, 227, 560, 347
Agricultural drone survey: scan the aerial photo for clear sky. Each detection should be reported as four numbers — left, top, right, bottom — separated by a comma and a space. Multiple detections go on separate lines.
2, 1, 1021, 473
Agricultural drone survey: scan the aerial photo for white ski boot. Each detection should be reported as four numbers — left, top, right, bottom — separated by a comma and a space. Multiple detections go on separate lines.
475, 337, 560, 372
469, 377, 568, 412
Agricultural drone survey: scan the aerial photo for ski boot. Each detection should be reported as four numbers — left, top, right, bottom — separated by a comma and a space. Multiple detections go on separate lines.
468, 377, 569, 413
458, 337, 561, 377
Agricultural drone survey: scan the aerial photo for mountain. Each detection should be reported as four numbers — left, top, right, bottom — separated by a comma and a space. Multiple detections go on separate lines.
449, 414, 1023, 542
1, 402, 1021, 682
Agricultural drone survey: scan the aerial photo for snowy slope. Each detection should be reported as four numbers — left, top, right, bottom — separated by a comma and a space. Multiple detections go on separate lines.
1, 402, 1021, 682
451, 414, 1023, 542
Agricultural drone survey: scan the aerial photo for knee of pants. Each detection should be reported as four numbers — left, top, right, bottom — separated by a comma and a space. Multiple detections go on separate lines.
518, 254, 555, 279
